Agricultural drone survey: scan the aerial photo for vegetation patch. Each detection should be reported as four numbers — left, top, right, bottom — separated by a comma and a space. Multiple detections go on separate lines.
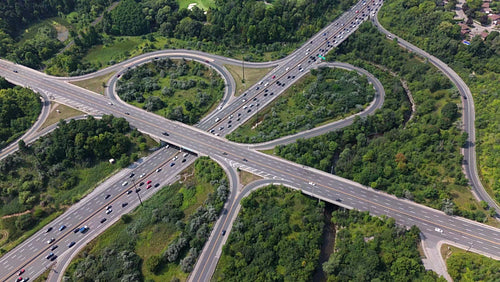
116, 58, 224, 124
228, 67, 375, 143
0, 79, 41, 150
443, 244, 500, 281
64, 157, 229, 281
378, 0, 500, 206
322, 210, 440, 281
40, 103, 84, 129
70, 71, 116, 95
276, 23, 492, 223
224, 64, 273, 96
0, 115, 153, 254
213, 185, 324, 281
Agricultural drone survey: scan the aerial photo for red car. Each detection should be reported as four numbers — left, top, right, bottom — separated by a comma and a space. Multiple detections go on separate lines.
272, 75, 276, 79
147, 180, 152, 184
147, 184, 152, 189
18, 269, 25, 276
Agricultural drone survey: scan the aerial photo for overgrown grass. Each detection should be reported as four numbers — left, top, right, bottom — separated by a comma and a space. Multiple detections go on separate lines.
224, 64, 273, 97
238, 170, 263, 186
442, 244, 500, 281
40, 103, 84, 129
17, 17, 71, 44
70, 72, 116, 95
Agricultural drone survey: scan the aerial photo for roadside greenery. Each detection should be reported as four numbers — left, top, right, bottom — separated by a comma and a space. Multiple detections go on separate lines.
0, 79, 41, 149
116, 58, 224, 124
65, 157, 229, 281
227, 67, 375, 143
324, 210, 441, 281
275, 23, 491, 222
445, 246, 500, 281
213, 185, 324, 281
0, 115, 151, 254
378, 0, 500, 205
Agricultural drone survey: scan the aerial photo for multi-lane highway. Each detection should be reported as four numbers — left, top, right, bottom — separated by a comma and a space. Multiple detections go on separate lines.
0, 0, 498, 281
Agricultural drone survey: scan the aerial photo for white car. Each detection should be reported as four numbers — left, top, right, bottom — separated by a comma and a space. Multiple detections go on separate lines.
122, 181, 128, 186
434, 227, 443, 233
139, 173, 145, 178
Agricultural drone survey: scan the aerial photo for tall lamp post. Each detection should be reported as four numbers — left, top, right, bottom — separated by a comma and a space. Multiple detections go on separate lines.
131, 178, 143, 206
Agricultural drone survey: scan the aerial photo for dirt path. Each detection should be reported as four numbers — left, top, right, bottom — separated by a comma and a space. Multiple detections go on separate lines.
1, 210, 31, 219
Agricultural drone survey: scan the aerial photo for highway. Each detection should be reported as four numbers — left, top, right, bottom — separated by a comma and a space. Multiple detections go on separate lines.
0, 0, 498, 281
371, 12, 500, 215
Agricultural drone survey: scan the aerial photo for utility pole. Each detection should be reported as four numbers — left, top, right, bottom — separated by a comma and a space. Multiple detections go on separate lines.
131, 178, 143, 206
242, 52, 245, 83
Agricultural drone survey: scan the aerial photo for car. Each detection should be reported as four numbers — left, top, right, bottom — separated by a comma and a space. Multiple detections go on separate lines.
147, 184, 152, 189
79, 225, 89, 233
215, 117, 220, 122
47, 238, 55, 244
51, 245, 58, 251
68, 241, 76, 248
147, 180, 152, 184
122, 202, 128, 207
46, 227, 53, 233
106, 209, 112, 214
46, 253, 54, 259
182, 158, 186, 163
124, 112, 130, 115
108, 102, 113, 105
105, 194, 111, 199
139, 173, 145, 178
272, 75, 276, 79
242, 158, 248, 162
222, 230, 226, 236
335, 198, 342, 202
139, 182, 144, 186
127, 190, 132, 195
13, 70, 18, 73
156, 168, 162, 172
17, 277, 23, 282
73, 228, 80, 233
100, 218, 107, 224
18, 269, 25, 275
122, 181, 128, 186
223, 208, 228, 215
154, 183, 160, 188
59, 225, 66, 231
170, 162, 175, 167
107, 205, 112, 210
205, 60, 209, 63
463, 95, 467, 99
135, 188, 141, 193
434, 227, 443, 233
50, 255, 57, 261
129, 173, 135, 178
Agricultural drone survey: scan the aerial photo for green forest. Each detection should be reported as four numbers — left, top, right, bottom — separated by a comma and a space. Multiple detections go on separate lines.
213, 185, 324, 281
227, 67, 375, 143
446, 248, 500, 281
116, 58, 224, 124
65, 157, 229, 281
323, 210, 441, 281
378, 0, 500, 205
275, 23, 492, 222
1, 0, 357, 74
0, 115, 150, 253
0, 79, 41, 149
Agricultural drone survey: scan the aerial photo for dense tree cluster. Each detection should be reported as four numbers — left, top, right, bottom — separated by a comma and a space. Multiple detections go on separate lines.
379, 0, 500, 207
447, 250, 500, 281
0, 115, 140, 250
0, 81, 41, 149
323, 210, 439, 281
228, 67, 375, 143
66, 157, 229, 280
214, 185, 324, 281
276, 23, 483, 220
116, 58, 224, 124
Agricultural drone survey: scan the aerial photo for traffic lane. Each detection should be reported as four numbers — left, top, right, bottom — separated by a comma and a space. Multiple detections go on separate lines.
0, 147, 186, 279
49, 154, 198, 282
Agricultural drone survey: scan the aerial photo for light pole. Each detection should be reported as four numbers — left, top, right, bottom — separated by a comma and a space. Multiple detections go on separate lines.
131, 178, 143, 206
242, 51, 245, 83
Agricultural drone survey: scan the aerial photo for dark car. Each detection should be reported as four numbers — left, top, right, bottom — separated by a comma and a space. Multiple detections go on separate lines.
154, 183, 160, 188
162, 132, 169, 136
135, 188, 141, 193
68, 241, 76, 248
124, 112, 130, 115
73, 228, 80, 233
170, 162, 175, 167
242, 158, 248, 162
139, 182, 144, 186
100, 218, 107, 224
105, 194, 111, 199
129, 173, 135, 178
46, 253, 54, 259
222, 230, 226, 236
50, 255, 58, 261
51, 245, 58, 251
127, 190, 132, 195
122, 202, 128, 208
59, 225, 66, 231
46, 227, 53, 233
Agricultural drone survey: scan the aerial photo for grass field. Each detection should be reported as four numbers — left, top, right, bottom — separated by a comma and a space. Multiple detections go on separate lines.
178, 0, 215, 10
83, 37, 144, 66
18, 17, 71, 44
40, 103, 84, 129
224, 64, 273, 97
238, 170, 262, 186
70, 72, 116, 95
